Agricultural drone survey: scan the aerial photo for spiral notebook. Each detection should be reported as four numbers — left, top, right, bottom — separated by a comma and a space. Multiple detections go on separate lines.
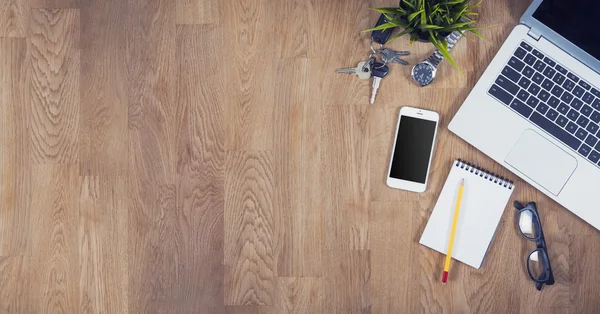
419, 159, 514, 269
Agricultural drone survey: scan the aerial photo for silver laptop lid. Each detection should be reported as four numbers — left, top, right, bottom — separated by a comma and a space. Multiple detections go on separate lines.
521, 0, 600, 75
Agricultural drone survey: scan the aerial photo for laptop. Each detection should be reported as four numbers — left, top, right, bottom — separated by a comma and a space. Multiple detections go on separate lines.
449, 0, 600, 230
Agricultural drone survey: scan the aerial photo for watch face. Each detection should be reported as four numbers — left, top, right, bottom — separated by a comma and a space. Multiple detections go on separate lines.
412, 63, 435, 86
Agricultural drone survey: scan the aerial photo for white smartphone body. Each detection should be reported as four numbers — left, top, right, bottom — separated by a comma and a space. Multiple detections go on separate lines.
386, 106, 439, 193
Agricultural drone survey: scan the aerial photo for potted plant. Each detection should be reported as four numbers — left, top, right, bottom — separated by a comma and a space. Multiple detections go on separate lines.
365, 0, 484, 71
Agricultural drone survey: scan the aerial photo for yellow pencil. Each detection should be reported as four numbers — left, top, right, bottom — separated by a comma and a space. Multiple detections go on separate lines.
442, 178, 465, 284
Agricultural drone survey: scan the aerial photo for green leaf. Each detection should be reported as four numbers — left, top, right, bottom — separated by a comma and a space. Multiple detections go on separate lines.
372, 8, 403, 14
418, 24, 444, 30
362, 22, 398, 32
430, 31, 461, 73
408, 9, 424, 22
402, 0, 416, 10
385, 28, 415, 44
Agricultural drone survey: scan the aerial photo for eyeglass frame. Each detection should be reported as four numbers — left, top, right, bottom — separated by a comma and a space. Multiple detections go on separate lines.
514, 201, 555, 291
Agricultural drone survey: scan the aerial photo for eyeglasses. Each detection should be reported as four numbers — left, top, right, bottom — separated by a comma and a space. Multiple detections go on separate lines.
514, 201, 555, 291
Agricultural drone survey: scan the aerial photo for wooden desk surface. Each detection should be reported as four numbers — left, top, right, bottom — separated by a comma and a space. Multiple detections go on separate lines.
1, 0, 599, 312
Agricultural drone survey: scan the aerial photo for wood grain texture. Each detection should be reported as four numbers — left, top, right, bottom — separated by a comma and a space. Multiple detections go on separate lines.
29, 164, 79, 313
79, 0, 128, 176
0, 0, 28, 37
79, 176, 128, 313
29, 0, 79, 9
4, 0, 600, 312
0, 38, 30, 257
175, 0, 220, 25
225, 151, 275, 306
29, 9, 79, 163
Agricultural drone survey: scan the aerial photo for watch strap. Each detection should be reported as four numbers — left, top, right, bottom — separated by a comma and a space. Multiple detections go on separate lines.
426, 31, 462, 68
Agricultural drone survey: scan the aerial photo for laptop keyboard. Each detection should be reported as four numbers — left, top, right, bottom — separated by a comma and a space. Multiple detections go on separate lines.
488, 41, 600, 168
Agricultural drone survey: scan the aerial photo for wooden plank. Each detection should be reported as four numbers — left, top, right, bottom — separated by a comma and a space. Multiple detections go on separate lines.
28, 164, 79, 313
0, 0, 28, 37
225, 151, 275, 306
175, 0, 221, 25
29, 0, 79, 9
80, 0, 128, 176
29, 9, 80, 163
79, 176, 128, 313
0, 38, 30, 256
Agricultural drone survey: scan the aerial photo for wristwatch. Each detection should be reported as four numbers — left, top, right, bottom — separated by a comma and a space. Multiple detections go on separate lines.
411, 31, 463, 87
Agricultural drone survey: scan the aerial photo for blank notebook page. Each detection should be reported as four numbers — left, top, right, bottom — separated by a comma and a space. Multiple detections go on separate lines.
419, 160, 514, 269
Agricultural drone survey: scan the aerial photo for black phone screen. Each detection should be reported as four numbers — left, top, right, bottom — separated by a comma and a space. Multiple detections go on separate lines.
389, 116, 437, 183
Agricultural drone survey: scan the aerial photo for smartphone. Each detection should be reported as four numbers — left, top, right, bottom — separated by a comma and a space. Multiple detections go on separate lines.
386, 106, 439, 192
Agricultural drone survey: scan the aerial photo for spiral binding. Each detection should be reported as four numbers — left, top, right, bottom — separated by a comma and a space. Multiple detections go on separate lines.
456, 159, 514, 190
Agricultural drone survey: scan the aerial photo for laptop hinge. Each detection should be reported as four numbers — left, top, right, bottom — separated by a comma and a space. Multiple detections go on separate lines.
527, 28, 542, 41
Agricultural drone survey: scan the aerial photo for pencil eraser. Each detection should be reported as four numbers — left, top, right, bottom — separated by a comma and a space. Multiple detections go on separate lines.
442, 271, 449, 283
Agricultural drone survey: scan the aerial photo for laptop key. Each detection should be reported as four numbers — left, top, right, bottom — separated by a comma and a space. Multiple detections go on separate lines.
528, 84, 541, 96
567, 72, 579, 83
532, 73, 544, 85
496, 75, 520, 95
551, 85, 564, 97
522, 66, 535, 78
567, 109, 580, 121
508, 57, 525, 71
511, 99, 533, 118
546, 109, 559, 121
573, 86, 585, 98
533, 60, 546, 72
502, 66, 521, 83
548, 97, 561, 109
579, 144, 592, 157
579, 81, 591, 90
589, 150, 600, 164
532, 49, 544, 59
563, 79, 576, 92
543, 67, 556, 79
576, 128, 588, 141
566, 122, 578, 134
596, 141, 600, 152
514, 47, 527, 59
488, 84, 513, 106
587, 122, 599, 135
541, 79, 554, 91
517, 89, 530, 102
593, 99, 600, 111
538, 90, 551, 102
552, 73, 565, 85
527, 97, 540, 108
572, 98, 584, 110
560, 92, 573, 104
543, 57, 556, 67
591, 111, 600, 123
556, 115, 568, 127
518, 77, 531, 89
520, 42, 533, 51
557, 102, 569, 114
555, 64, 567, 75
524, 54, 536, 66
581, 105, 593, 117
530, 113, 581, 150
582, 92, 594, 104
592, 88, 600, 98
577, 116, 590, 128
536, 102, 549, 114
586, 135, 598, 148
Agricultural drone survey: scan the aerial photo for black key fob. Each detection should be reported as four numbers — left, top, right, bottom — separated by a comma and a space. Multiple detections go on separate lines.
371, 14, 396, 45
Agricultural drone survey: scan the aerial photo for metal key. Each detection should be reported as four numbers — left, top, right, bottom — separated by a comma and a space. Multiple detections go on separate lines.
379, 48, 410, 66
335, 60, 372, 80
370, 62, 389, 104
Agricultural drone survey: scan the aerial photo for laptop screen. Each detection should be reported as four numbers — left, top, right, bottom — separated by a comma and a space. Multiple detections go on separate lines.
533, 0, 600, 61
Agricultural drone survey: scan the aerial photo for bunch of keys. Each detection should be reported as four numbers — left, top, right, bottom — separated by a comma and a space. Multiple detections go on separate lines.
335, 13, 410, 104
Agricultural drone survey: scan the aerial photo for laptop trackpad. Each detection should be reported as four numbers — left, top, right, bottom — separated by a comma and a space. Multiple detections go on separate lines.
505, 129, 577, 195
